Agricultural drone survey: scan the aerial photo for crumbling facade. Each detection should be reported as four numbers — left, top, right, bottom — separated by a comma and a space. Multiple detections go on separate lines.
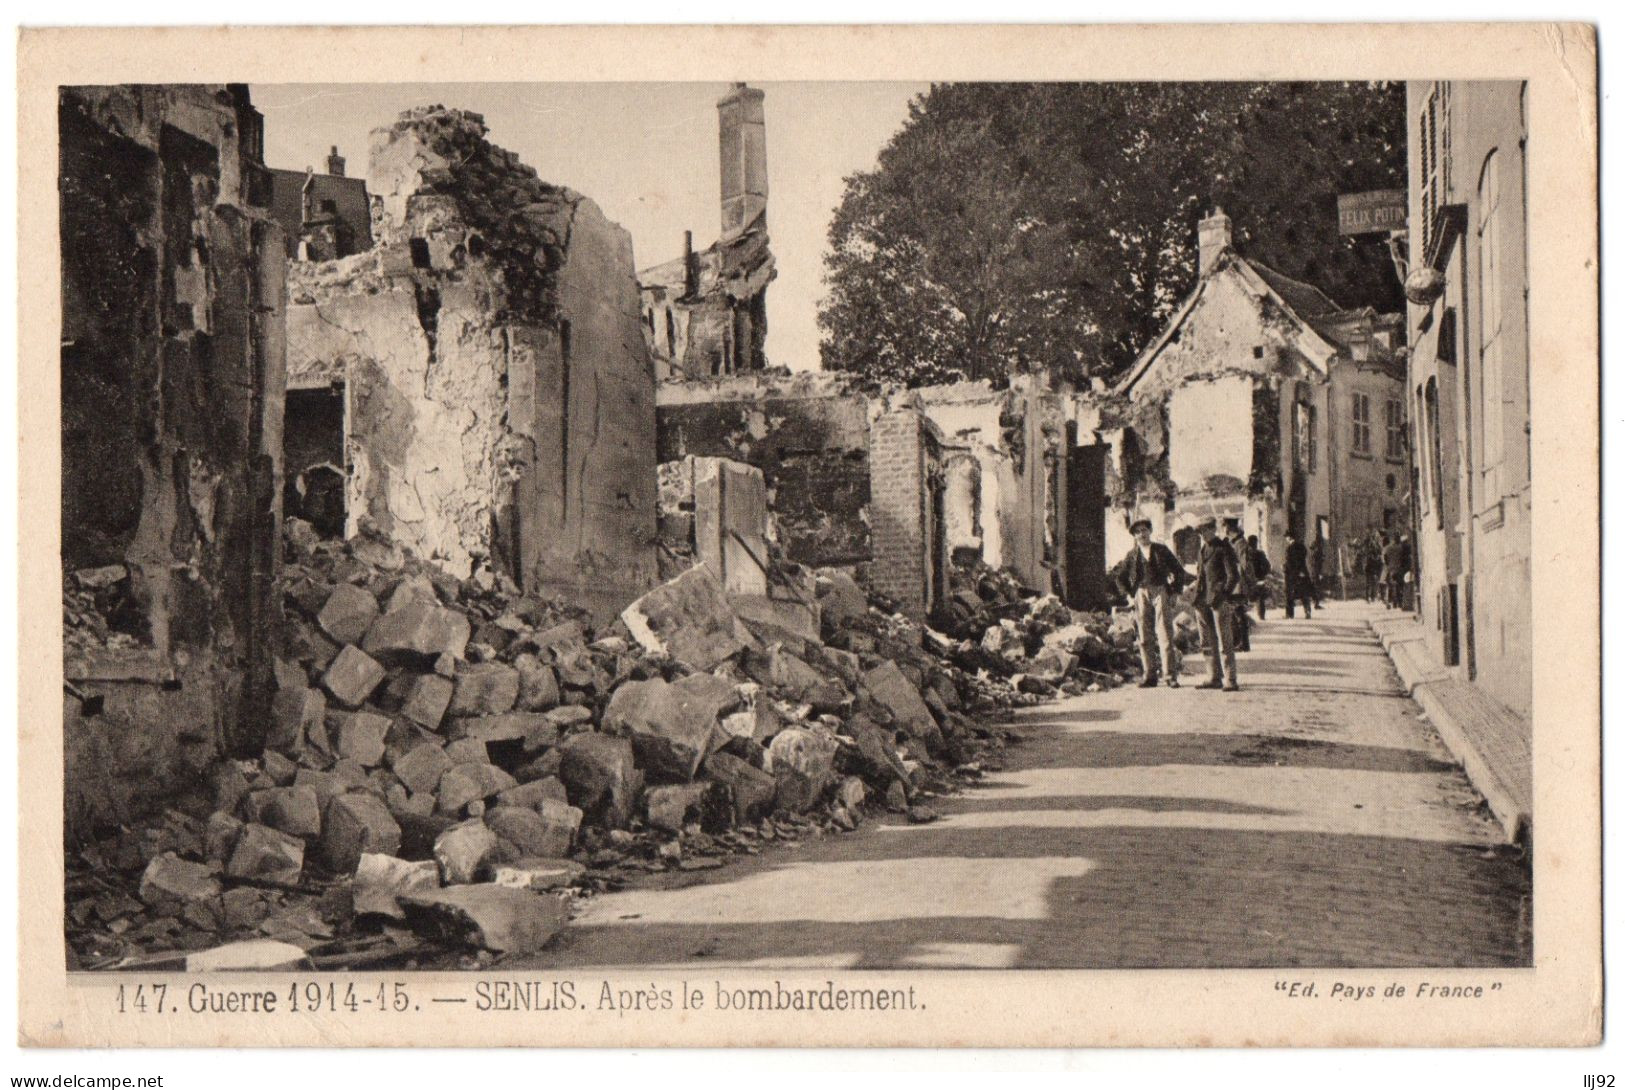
1111, 210, 1408, 569
60, 85, 288, 834
656, 370, 1107, 620
639, 84, 776, 380
284, 107, 658, 622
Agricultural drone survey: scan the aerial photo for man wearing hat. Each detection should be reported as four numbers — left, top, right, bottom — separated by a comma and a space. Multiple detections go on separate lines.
1113, 517, 1190, 687
1192, 516, 1244, 691
1222, 519, 1255, 652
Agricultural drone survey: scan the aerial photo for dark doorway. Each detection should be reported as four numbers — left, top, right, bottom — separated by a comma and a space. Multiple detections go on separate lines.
1063, 440, 1109, 610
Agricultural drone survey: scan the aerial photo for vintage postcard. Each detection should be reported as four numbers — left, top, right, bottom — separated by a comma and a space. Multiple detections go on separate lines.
16, 23, 1599, 1048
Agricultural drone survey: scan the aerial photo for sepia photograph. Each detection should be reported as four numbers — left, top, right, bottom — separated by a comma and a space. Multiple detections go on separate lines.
15, 22, 1600, 1050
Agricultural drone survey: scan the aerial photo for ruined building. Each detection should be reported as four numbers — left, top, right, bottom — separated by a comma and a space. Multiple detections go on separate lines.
60, 85, 288, 832
1109, 209, 1408, 568
267, 145, 373, 262
638, 84, 776, 380
284, 106, 658, 621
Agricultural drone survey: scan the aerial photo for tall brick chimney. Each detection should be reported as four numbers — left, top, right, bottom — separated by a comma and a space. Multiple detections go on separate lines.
1198, 207, 1232, 274
326, 145, 346, 177
717, 83, 767, 240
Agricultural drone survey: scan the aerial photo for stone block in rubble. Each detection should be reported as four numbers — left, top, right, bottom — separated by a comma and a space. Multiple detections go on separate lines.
816, 570, 869, 635
400, 674, 455, 731
643, 782, 711, 834
491, 858, 584, 892
320, 793, 402, 874
185, 940, 313, 973
732, 594, 822, 646
226, 823, 306, 885
400, 885, 568, 955
212, 761, 252, 816
750, 645, 826, 700
318, 584, 380, 646
292, 769, 347, 807
1027, 646, 1077, 683
552, 646, 603, 692
268, 686, 326, 755
352, 853, 440, 920
334, 710, 391, 766
531, 619, 586, 654
702, 751, 776, 826
385, 573, 440, 614
448, 662, 519, 717
395, 811, 458, 862
485, 800, 580, 858
444, 738, 491, 766
247, 785, 322, 841
765, 727, 839, 789
392, 741, 454, 795
261, 749, 298, 786
138, 853, 221, 908
273, 657, 308, 692
718, 683, 780, 745
332, 758, 371, 790
449, 712, 559, 753
514, 654, 560, 711
497, 776, 570, 811
362, 600, 471, 663
806, 679, 854, 717
981, 620, 1026, 662
204, 812, 245, 864
557, 734, 638, 828
842, 715, 913, 789
322, 645, 387, 708
837, 776, 867, 813
433, 820, 499, 885
543, 705, 594, 730
862, 661, 944, 749
603, 674, 736, 783
620, 565, 755, 670
437, 762, 517, 815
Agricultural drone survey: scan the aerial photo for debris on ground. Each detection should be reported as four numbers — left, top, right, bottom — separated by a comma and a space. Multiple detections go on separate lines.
67, 523, 1055, 970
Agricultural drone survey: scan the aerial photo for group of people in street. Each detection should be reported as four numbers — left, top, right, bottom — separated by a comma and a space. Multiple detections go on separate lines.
1352, 529, 1413, 609
1111, 517, 1333, 693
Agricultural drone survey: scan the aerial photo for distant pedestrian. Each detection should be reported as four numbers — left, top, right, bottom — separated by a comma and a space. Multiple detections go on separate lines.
1383, 533, 1409, 609
1283, 533, 1314, 618
1112, 518, 1190, 688
1190, 517, 1243, 692
1308, 535, 1326, 607
1246, 534, 1272, 620
1362, 532, 1385, 602
1223, 520, 1254, 651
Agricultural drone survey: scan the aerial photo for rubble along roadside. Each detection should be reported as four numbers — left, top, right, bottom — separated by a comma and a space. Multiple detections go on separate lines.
65, 522, 1191, 971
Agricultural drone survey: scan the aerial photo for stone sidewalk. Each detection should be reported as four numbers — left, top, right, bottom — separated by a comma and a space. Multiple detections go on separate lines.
528, 600, 1531, 969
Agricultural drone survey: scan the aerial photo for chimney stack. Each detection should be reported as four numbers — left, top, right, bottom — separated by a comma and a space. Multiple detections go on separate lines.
717, 83, 767, 241
326, 145, 346, 177
1198, 207, 1232, 274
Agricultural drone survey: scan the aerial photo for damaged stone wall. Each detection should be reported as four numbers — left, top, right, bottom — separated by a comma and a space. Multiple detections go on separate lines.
657, 372, 871, 568
285, 106, 657, 622
60, 85, 287, 836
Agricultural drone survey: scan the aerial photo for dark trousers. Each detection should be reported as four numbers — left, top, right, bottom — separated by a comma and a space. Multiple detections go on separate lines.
1285, 576, 1314, 618
1254, 590, 1268, 621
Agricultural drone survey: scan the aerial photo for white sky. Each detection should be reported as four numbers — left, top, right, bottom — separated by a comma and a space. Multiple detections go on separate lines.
250, 81, 932, 371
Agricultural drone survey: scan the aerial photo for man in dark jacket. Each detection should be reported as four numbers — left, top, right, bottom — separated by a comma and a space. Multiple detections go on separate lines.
1284, 533, 1314, 618
1223, 520, 1254, 651
1191, 517, 1243, 691
1308, 535, 1326, 607
1113, 518, 1189, 687
1245, 534, 1272, 620
1383, 533, 1410, 609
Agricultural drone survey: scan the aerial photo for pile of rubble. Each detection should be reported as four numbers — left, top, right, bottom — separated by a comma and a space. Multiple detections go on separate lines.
67, 522, 1022, 970
934, 556, 1204, 696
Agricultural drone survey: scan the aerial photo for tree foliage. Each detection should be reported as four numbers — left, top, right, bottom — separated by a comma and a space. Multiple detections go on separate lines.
818, 82, 1407, 387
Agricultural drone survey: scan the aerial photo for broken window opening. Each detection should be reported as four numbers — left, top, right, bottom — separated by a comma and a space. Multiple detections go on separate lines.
283, 384, 347, 539
408, 237, 431, 268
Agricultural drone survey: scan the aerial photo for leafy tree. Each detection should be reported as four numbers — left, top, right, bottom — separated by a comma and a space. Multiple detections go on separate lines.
818, 82, 1406, 387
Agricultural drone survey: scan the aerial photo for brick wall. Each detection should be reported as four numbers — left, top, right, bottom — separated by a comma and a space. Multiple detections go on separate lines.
869, 409, 929, 618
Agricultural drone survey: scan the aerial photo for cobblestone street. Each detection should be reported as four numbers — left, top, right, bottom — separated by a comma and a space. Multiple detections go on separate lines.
538, 601, 1531, 969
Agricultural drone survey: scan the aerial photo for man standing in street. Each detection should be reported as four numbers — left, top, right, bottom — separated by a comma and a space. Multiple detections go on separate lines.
1245, 534, 1272, 620
1223, 519, 1254, 651
1191, 517, 1243, 692
1113, 518, 1189, 688
1308, 534, 1326, 608
1284, 532, 1314, 618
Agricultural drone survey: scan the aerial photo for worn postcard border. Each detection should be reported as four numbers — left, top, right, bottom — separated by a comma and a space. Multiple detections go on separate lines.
16, 22, 1600, 1048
